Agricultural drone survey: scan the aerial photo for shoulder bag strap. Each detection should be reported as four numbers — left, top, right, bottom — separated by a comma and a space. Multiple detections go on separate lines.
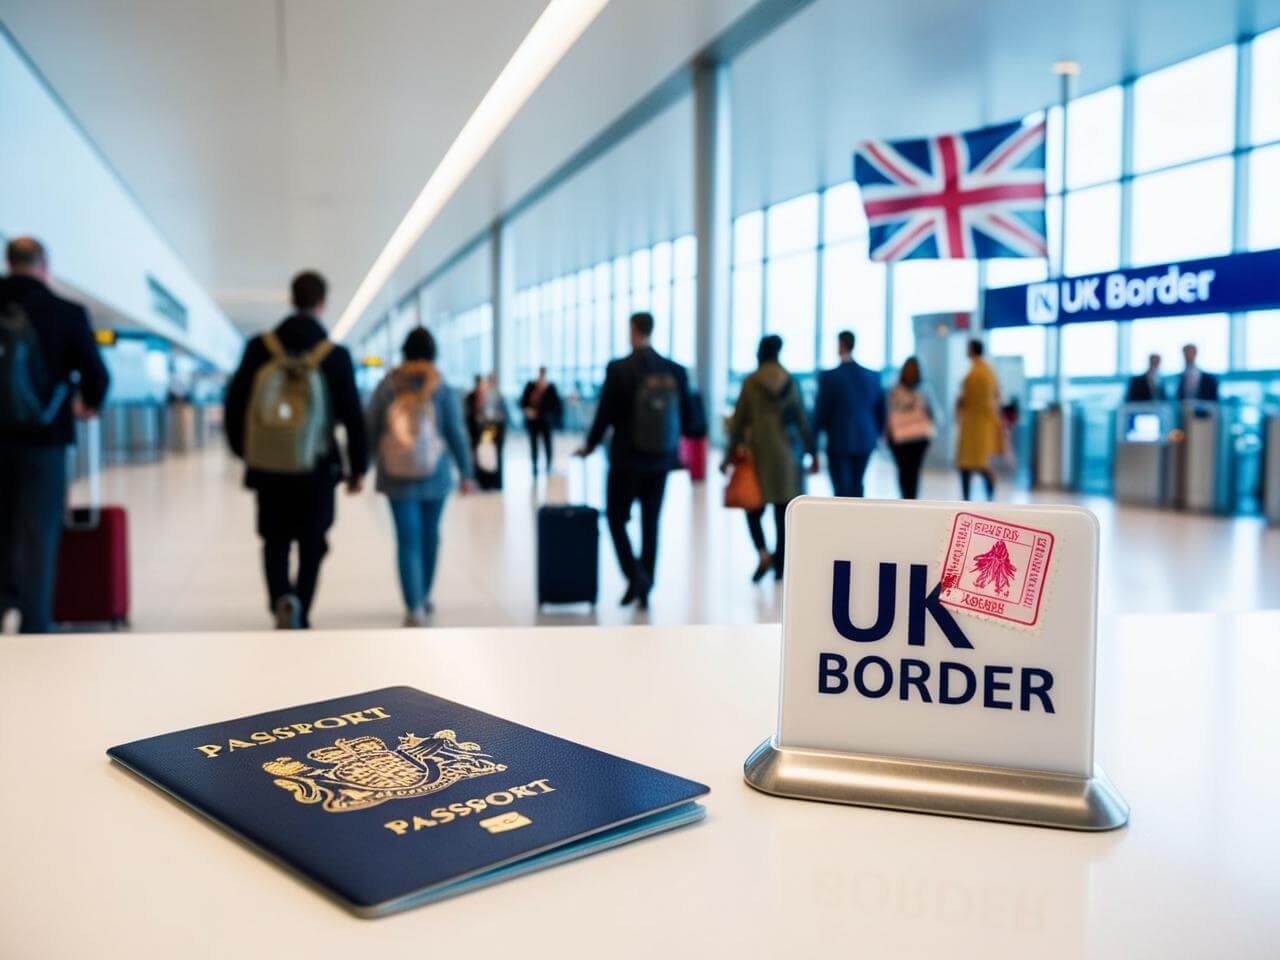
304, 338, 335, 367
262, 331, 285, 360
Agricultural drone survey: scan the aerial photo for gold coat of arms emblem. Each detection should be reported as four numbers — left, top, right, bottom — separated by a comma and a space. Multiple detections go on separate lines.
263, 730, 506, 813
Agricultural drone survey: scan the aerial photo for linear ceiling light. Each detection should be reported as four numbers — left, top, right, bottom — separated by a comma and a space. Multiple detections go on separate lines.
331, 0, 610, 342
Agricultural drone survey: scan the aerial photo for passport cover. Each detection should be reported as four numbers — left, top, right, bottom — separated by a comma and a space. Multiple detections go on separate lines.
107, 686, 709, 916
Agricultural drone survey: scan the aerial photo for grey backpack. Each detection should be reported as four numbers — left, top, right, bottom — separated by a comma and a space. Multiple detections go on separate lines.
243, 332, 334, 473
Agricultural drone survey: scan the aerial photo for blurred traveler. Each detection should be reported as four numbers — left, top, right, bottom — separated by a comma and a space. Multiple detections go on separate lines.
520, 366, 562, 478
722, 335, 814, 582
1125, 353, 1165, 403
1176, 343, 1219, 402
366, 327, 474, 626
813, 330, 885, 498
225, 270, 368, 630
465, 374, 507, 490
886, 356, 937, 500
0, 237, 110, 633
576, 311, 693, 609
955, 339, 1000, 501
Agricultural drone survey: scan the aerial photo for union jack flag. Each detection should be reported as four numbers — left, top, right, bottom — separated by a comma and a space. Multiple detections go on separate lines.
853, 118, 1047, 261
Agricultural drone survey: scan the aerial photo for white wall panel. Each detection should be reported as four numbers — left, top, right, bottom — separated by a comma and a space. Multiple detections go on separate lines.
0, 30, 242, 370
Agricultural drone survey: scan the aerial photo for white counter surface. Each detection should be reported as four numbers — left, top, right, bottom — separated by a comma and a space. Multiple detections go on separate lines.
2, 615, 1277, 958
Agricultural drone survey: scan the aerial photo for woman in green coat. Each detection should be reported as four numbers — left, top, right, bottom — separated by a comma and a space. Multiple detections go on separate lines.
722, 335, 815, 582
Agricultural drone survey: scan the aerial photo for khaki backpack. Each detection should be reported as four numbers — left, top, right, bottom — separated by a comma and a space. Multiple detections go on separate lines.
243, 332, 334, 473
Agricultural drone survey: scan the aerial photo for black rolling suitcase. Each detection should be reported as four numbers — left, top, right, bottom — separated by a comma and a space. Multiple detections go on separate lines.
536, 504, 599, 606
536, 462, 599, 606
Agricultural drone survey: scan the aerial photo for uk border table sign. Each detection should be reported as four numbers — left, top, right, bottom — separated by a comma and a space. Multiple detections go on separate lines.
744, 497, 1128, 830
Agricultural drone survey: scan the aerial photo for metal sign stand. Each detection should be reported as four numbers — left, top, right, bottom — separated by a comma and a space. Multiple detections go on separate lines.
744, 742, 1129, 831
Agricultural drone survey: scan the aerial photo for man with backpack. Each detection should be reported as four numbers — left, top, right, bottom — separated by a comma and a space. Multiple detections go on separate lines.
0, 237, 110, 633
576, 311, 693, 609
224, 271, 368, 630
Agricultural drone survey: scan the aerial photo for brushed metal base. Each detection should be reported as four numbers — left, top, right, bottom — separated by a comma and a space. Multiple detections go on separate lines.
744, 739, 1129, 831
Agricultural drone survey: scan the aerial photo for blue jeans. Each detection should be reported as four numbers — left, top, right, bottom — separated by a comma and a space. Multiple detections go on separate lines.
388, 497, 446, 611
0, 445, 68, 633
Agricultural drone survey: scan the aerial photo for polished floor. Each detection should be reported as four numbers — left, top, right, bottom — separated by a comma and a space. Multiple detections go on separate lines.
45, 435, 1280, 634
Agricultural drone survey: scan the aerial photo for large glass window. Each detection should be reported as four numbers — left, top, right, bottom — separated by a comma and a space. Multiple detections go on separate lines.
1131, 158, 1234, 265
651, 241, 673, 353
891, 261, 977, 366
822, 182, 868, 244
733, 211, 764, 264
613, 255, 631, 351
988, 327, 1046, 378
1066, 86, 1124, 189
1133, 45, 1236, 172
630, 249, 651, 311
673, 234, 697, 368
1252, 28, 1280, 145
1244, 311, 1280, 370
1063, 183, 1122, 274
985, 258, 1048, 289
1248, 143, 1280, 250
672, 274, 696, 368
576, 269, 593, 381
821, 244, 884, 369
731, 265, 763, 374
766, 193, 818, 257
1062, 322, 1118, 377
766, 251, 817, 372
1129, 313, 1229, 375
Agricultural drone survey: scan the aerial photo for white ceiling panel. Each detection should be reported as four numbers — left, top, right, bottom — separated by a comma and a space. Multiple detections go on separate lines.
359, 0, 759, 341
5, 0, 1274, 346
0, 0, 546, 334
731, 0, 1280, 214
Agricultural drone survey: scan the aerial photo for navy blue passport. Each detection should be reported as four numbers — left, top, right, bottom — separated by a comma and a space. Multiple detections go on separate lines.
107, 686, 709, 916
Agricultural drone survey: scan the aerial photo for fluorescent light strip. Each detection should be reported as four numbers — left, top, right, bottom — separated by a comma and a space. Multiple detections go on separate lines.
331, 0, 610, 342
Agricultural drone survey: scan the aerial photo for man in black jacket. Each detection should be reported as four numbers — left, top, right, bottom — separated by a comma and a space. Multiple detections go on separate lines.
0, 237, 110, 633
520, 366, 562, 478
224, 271, 368, 629
1125, 353, 1165, 403
576, 312, 693, 609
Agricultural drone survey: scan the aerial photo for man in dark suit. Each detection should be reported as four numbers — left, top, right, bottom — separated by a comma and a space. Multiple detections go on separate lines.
0, 237, 110, 633
1176, 343, 1220, 402
1125, 353, 1166, 403
813, 330, 886, 498
225, 271, 368, 629
520, 366, 562, 478
577, 312, 693, 609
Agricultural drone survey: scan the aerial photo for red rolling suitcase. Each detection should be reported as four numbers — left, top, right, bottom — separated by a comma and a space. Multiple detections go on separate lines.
53, 419, 130, 628
679, 436, 708, 482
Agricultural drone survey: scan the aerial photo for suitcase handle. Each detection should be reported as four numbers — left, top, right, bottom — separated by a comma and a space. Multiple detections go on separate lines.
65, 415, 102, 529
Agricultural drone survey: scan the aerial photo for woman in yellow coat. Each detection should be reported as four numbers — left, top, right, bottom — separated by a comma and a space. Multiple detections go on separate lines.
955, 339, 1002, 500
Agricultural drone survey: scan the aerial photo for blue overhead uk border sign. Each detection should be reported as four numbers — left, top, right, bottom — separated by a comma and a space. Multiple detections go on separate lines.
983, 248, 1280, 328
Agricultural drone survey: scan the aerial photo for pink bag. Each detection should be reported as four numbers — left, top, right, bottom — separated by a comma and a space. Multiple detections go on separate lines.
889, 406, 935, 442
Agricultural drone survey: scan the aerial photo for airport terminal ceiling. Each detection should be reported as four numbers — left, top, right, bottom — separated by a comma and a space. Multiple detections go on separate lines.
6, 0, 1280, 343
0, 0, 546, 335
732, 0, 1280, 213
373, 0, 1280, 337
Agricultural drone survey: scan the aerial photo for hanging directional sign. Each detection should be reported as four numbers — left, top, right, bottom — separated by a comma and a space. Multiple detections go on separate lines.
983, 248, 1280, 329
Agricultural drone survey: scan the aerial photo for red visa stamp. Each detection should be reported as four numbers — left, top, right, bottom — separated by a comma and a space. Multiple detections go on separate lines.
939, 512, 1055, 628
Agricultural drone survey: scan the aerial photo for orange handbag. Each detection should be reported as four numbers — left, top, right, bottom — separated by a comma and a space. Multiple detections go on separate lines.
723, 450, 765, 511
